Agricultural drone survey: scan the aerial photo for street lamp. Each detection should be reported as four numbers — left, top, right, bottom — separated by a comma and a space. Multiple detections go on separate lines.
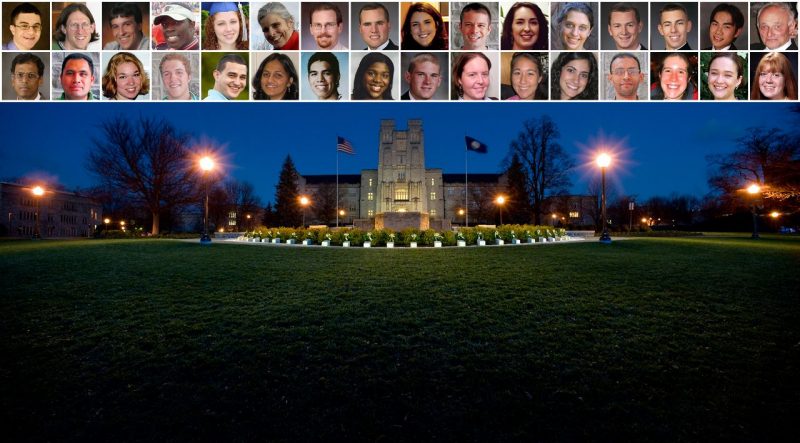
596, 153, 611, 244
31, 186, 44, 239
103, 218, 110, 236
200, 156, 214, 244
747, 183, 761, 239
299, 196, 310, 227
495, 195, 506, 225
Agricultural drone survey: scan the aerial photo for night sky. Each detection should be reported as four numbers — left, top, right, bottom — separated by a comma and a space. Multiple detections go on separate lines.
1, 102, 795, 203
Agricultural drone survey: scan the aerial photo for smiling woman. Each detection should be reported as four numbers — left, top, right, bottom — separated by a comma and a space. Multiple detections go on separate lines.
101, 52, 150, 100
352, 52, 395, 100
202, 2, 248, 50
401, 2, 448, 50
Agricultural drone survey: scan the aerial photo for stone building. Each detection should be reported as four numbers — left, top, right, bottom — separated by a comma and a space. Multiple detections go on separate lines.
298, 119, 507, 229
0, 182, 102, 238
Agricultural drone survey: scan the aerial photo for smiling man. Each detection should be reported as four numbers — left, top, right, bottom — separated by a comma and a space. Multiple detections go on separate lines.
704, 3, 744, 50
606, 52, 643, 100
752, 2, 798, 50
458, 3, 493, 50
308, 2, 347, 50
154, 3, 199, 50
402, 52, 442, 100
657, 3, 693, 50
103, 3, 150, 50
53, 3, 100, 50
358, 3, 397, 50
4, 3, 43, 50
10, 53, 45, 100
58, 53, 97, 100
606, 3, 646, 50
159, 53, 197, 100
205, 54, 247, 100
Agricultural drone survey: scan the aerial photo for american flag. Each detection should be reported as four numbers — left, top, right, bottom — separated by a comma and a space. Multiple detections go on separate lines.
337, 136, 355, 155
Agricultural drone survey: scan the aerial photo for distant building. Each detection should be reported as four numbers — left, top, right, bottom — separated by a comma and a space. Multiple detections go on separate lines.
542, 195, 597, 228
0, 182, 102, 238
298, 120, 507, 229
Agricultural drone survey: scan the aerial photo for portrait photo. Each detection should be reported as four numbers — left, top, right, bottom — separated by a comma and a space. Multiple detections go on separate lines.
499, 1, 550, 51
551, 2, 599, 51
301, 2, 350, 50
2, 2, 51, 51
201, 51, 250, 100
350, 2, 400, 50
3, 51, 50, 100
601, 51, 648, 100
699, 2, 747, 51
51, 51, 101, 100
400, 51, 449, 100
301, 51, 349, 100
600, 2, 648, 50
650, 2, 699, 51
152, 51, 201, 100
101, 2, 151, 51
350, 50, 400, 100
249, 1, 300, 50
100, 51, 151, 101
450, 2, 500, 50
251, 51, 300, 100
51, 2, 103, 51
500, 51, 549, 100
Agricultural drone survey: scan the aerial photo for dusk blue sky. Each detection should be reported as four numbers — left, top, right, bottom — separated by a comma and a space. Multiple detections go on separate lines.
1, 102, 796, 204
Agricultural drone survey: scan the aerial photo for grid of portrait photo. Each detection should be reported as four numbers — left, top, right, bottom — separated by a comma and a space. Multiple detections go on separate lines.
1, 1, 798, 101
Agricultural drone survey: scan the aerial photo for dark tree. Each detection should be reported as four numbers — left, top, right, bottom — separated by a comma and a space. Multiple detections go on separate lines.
87, 116, 198, 235
261, 202, 276, 228
274, 155, 301, 227
312, 183, 337, 225
508, 116, 575, 224
504, 153, 533, 223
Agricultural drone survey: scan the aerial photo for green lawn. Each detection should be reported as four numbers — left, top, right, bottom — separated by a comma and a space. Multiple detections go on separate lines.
1, 237, 799, 442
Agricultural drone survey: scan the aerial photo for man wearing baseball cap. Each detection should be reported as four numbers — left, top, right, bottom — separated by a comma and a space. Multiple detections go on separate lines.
154, 3, 200, 50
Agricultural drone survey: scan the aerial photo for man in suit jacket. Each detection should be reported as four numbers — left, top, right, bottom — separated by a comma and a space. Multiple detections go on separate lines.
750, 2, 798, 50
401, 53, 443, 100
703, 3, 744, 50
358, 3, 398, 50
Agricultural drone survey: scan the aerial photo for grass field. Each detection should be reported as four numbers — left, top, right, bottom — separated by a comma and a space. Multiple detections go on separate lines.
2, 236, 799, 442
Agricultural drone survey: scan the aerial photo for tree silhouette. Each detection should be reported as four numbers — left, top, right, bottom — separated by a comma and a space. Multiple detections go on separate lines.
273, 155, 301, 227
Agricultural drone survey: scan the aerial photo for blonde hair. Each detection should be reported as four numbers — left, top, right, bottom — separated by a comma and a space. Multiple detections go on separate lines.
102, 52, 150, 98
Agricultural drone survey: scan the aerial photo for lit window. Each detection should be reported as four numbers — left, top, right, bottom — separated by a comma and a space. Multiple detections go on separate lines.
368, 178, 373, 187
430, 192, 436, 200
430, 178, 435, 186
569, 211, 579, 218
368, 209, 374, 217
430, 209, 436, 216
395, 188, 408, 200
367, 192, 374, 201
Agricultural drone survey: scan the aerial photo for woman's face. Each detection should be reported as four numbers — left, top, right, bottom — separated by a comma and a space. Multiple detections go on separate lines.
560, 10, 591, 50
559, 58, 590, 99
114, 61, 142, 100
261, 13, 293, 49
759, 66, 786, 99
459, 57, 490, 100
410, 11, 436, 47
261, 59, 292, 99
659, 55, 689, 100
511, 57, 541, 100
511, 7, 539, 50
708, 57, 741, 100
308, 60, 336, 99
213, 11, 240, 49
363, 61, 391, 99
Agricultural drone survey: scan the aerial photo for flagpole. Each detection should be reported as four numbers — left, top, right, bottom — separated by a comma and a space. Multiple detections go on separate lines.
465, 139, 469, 228
336, 142, 339, 228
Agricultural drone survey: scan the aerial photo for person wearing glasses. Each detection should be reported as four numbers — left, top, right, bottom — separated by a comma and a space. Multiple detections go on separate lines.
308, 2, 347, 50
606, 52, 644, 100
52, 3, 100, 50
4, 3, 43, 50
9, 53, 45, 100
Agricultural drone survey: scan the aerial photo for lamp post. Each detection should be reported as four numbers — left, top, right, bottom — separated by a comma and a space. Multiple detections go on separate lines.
32, 186, 44, 239
200, 156, 214, 244
299, 196, 310, 227
596, 153, 611, 244
495, 195, 505, 225
747, 183, 761, 239
103, 218, 110, 236
458, 208, 465, 226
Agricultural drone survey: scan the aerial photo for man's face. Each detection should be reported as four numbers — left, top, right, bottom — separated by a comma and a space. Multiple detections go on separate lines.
160, 59, 190, 99
659, 55, 689, 99
359, 8, 390, 49
608, 10, 642, 50
10, 12, 42, 50
261, 13, 293, 48
308, 60, 336, 99
459, 10, 491, 50
110, 15, 143, 50
758, 5, 796, 49
709, 11, 742, 49
310, 9, 342, 49
63, 10, 95, 50
404, 60, 441, 99
11, 61, 43, 100
658, 9, 691, 50
60, 58, 94, 100
160, 17, 195, 49
608, 56, 643, 100
212, 62, 247, 99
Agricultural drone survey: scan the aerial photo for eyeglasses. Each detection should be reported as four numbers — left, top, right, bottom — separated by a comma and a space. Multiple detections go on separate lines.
612, 68, 641, 77
14, 72, 40, 81
311, 23, 337, 32
13, 23, 42, 32
67, 22, 93, 32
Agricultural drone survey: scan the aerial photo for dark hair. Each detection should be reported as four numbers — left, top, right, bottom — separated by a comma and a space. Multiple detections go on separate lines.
215, 53, 247, 72
359, 3, 390, 23
609, 52, 641, 72
451, 52, 491, 99
11, 52, 45, 76
500, 2, 548, 50
460, 3, 491, 22
556, 2, 594, 28
309, 2, 342, 24
307, 51, 341, 98
352, 52, 394, 100
608, 3, 640, 23
61, 52, 95, 77
253, 53, 299, 100
401, 2, 448, 50
659, 3, 688, 20
108, 2, 143, 24
10, 2, 42, 23
708, 52, 743, 78
651, 52, 694, 100
710, 3, 744, 29
510, 52, 547, 99
53, 4, 100, 44
551, 51, 598, 100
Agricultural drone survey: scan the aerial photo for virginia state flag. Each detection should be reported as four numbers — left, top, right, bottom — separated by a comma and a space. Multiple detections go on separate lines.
465, 136, 488, 153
